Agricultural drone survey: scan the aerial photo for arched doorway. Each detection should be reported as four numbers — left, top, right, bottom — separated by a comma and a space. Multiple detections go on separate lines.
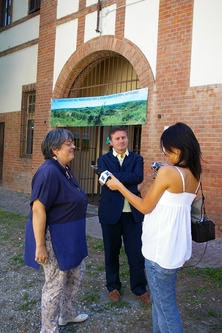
66, 54, 143, 202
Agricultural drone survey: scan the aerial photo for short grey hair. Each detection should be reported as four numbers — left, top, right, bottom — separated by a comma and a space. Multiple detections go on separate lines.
41, 128, 74, 159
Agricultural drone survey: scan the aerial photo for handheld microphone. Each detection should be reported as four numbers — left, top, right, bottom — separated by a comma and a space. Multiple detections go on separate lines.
91, 165, 111, 184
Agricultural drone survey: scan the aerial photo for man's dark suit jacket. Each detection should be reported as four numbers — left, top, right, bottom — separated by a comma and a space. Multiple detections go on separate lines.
97, 151, 144, 224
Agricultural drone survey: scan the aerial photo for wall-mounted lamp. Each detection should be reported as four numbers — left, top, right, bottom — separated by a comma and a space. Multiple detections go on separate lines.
95, 0, 102, 33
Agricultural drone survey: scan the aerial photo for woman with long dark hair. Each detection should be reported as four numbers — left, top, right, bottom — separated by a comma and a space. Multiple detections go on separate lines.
106, 122, 202, 332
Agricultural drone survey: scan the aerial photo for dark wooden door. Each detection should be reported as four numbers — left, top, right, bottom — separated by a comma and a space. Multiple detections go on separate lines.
0, 123, 5, 182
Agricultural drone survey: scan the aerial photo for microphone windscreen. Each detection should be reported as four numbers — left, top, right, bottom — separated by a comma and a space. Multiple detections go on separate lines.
95, 168, 102, 176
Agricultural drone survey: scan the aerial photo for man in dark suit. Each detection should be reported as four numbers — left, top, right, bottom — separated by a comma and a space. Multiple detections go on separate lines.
97, 126, 150, 304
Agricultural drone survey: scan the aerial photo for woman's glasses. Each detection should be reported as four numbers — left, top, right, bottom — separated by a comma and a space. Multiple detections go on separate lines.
63, 139, 75, 147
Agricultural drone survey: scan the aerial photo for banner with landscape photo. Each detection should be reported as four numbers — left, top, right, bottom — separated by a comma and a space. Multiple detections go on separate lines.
51, 88, 148, 127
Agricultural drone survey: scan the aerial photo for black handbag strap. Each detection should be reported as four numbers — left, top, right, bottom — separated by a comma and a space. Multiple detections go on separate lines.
200, 182, 206, 217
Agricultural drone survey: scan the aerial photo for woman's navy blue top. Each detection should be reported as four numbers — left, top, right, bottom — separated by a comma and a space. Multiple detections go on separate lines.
24, 159, 88, 271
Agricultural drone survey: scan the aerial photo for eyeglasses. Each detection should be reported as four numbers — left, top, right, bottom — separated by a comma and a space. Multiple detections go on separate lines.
63, 139, 75, 147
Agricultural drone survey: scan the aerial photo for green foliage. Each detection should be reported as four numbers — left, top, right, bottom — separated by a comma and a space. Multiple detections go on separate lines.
91, 239, 104, 250
17, 292, 38, 311
95, 265, 104, 271
50, 100, 147, 127
103, 300, 131, 309
208, 309, 220, 317
0, 211, 27, 245
80, 290, 99, 304
180, 267, 222, 287
9, 254, 24, 266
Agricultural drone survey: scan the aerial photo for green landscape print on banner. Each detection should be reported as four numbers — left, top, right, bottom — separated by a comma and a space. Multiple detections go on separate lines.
51, 88, 148, 127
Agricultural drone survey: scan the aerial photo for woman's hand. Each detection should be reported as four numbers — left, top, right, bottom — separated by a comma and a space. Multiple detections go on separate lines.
35, 245, 48, 265
105, 167, 170, 215
106, 174, 122, 191
32, 199, 49, 265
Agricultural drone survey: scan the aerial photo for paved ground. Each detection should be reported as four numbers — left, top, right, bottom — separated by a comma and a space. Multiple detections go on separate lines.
0, 186, 221, 268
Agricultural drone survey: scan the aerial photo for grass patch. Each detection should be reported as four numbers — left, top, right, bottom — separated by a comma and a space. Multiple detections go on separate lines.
0, 210, 27, 244
95, 265, 104, 271
179, 267, 222, 287
208, 309, 220, 317
194, 286, 207, 294
92, 240, 104, 250
80, 290, 99, 304
0, 210, 27, 227
8, 254, 24, 266
102, 300, 131, 310
17, 292, 38, 311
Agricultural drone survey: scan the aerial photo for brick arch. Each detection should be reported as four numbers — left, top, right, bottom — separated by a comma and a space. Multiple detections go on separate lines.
53, 36, 154, 98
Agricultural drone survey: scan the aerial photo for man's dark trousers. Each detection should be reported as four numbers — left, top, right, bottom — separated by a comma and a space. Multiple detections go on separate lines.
101, 212, 147, 295
98, 150, 147, 296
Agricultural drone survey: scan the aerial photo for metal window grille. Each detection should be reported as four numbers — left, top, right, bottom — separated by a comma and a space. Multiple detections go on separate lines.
68, 55, 142, 154
20, 89, 35, 158
0, 0, 11, 27
29, 0, 40, 13
69, 55, 140, 98
67, 55, 142, 199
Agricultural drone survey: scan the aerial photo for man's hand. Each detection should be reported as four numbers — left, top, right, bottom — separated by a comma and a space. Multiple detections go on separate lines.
137, 182, 143, 193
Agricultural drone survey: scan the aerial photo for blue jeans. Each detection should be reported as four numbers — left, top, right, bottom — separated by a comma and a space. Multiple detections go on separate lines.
145, 259, 184, 333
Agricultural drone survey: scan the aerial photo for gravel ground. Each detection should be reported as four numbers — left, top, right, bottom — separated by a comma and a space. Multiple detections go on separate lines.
0, 189, 222, 333
0, 211, 222, 333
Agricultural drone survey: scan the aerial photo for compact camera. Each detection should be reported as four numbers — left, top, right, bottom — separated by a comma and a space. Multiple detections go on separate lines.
151, 162, 166, 179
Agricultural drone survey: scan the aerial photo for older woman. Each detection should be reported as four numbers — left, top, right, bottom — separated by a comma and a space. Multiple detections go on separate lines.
25, 129, 88, 333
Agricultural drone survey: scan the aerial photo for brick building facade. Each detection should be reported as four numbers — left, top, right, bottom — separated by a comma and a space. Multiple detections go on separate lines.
0, 0, 222, 238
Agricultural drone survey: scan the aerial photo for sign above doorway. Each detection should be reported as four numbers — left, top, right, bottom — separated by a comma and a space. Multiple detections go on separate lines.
51, 88, 148, 127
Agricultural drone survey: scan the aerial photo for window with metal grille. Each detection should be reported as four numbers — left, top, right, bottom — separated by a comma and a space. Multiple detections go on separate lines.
29, 0, 40, 14
20, 86, 35, 158
0, 0, 12, 27
67, 55, 142, 198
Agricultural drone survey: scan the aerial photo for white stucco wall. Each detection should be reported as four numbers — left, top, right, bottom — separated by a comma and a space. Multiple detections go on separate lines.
0, 16, 39, 52
57, 0, 79, 19
12, 0, 28, 22
53, 19, 78, 88
84, 4, 116, 42
124, 0, 159, 79
190, 0, 222, 86
0, 46, 38, 113
86, 0, 97, 6
83, 0, 159, 78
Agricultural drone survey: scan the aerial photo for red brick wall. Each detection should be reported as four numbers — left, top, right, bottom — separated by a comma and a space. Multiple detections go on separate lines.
31, 0, 57, 174
0, 112, 32, 192
53, 0, 222, 238
141, 0, 222, 237
1, 0, 222, 237
115, 0, 125, 38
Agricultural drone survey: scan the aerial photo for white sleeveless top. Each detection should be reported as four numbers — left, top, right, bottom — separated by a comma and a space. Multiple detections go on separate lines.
142, 167, 199, 269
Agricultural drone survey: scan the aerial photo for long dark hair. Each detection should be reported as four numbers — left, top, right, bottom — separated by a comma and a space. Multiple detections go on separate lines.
160, 122, 202, 180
